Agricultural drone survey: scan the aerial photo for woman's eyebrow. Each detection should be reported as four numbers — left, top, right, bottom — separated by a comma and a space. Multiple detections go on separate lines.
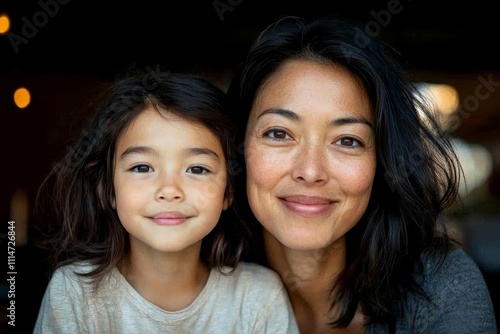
330, 116, 373, 128
257, 108, 300, 120
257, 108, 373, 128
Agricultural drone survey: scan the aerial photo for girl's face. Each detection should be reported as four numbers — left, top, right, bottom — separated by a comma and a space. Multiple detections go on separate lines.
245, 59, 376, 251
113, 107, 230, 255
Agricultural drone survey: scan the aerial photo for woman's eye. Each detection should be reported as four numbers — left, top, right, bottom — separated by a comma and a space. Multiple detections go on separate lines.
264, 129, 291, 140
187, 166, 208, 174
131, 164, 153, 173
335, 137, 362, 148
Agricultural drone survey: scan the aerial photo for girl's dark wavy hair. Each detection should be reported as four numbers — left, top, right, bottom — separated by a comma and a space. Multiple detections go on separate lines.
36, 71, 249, 289
225, 16, 462, 328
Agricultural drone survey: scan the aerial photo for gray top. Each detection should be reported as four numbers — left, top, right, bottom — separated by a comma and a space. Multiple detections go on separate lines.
33, 261, 299, 334
368, 248, 497, 333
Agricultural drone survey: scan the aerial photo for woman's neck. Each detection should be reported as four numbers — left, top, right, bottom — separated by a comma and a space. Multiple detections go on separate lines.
263, 230, 361, 334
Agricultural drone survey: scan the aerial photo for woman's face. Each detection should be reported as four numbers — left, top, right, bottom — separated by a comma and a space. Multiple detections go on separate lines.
245, 59, 376, 251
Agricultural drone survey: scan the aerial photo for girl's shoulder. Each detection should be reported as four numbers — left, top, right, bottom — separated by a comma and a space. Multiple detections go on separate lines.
57, 260, 95, 271
44, 261, 99, 298
215, 262, 285, 292
230, 261, 283, 283
52, 261, 97, 279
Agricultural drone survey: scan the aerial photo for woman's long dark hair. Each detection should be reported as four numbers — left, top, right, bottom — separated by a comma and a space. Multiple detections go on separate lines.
226, 16, 461, 327
36, 71, 249, 289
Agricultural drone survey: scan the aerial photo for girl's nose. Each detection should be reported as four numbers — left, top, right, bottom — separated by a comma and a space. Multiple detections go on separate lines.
155, 172, 184, 202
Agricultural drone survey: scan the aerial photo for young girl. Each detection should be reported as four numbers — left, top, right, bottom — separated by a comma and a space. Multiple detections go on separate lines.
33, 71, 298, 333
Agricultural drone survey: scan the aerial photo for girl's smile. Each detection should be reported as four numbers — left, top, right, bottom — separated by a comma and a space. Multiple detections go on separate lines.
150, 211, 192, 226
113, 106, 230, 254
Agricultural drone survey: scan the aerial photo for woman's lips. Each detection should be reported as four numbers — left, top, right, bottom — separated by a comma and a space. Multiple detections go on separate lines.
151, 212, 190, 226
279, 195, 336, 217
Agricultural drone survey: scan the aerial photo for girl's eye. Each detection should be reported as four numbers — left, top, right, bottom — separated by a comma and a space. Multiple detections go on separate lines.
263, 129, 291, 140
334, 137, 362, 148
187, 166, 209, 175
131, 164, 153, 173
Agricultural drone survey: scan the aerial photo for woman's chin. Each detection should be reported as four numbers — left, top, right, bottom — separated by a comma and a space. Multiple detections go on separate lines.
275, 233, 334, 252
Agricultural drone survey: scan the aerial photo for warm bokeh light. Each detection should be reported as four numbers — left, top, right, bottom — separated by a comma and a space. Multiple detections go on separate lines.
452, 138, 493, 198
14, 87, 32, 109
418, 82, 460, 115
0, 14, 10, 34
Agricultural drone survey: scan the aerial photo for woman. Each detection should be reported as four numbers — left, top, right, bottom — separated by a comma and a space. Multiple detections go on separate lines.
226, 16, 497, 333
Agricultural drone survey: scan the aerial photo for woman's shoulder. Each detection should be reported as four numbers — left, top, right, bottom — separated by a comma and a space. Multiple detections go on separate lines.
417, 247, 490, 300
404, 247, 497, 333
419, 247, 485, 286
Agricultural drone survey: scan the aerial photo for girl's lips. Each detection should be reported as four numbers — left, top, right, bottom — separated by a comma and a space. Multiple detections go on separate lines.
279, 195, 336, 217
152, 218, 188, 226
151, 212, 190, 226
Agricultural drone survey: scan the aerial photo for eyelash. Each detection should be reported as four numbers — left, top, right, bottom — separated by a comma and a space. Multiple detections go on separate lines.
186, 166, 210, 175
130, 164, 153, 173
333, 137, 364, 148
262, 128, 292, 140
129, 165, 211, 174
263, 129, 364, 148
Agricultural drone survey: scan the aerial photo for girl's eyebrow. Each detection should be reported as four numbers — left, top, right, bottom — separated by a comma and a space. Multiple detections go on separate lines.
186, 147, 220, 159
257, 108, 373, 128
119, 146, 156, 160
119, 146, 220, 160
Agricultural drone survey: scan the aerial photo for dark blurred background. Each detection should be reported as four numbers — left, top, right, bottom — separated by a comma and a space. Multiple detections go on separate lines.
1, 0, 500, 332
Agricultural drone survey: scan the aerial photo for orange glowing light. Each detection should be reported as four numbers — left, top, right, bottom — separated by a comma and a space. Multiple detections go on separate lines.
0, 14, 10, 34
14, 87, 31, 109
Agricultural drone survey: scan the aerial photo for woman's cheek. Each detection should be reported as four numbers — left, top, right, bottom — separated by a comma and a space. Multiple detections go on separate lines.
339, 160, 376, 195
246, 143, 284, 186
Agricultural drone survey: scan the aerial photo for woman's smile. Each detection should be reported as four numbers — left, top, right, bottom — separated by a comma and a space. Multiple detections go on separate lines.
278, 195, 337, 217
245, 59, 376, 249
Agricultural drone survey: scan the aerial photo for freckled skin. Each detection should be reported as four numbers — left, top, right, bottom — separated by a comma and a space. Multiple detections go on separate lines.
245, 59, 376, 251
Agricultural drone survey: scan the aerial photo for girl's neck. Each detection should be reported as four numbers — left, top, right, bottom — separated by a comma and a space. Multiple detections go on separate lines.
263, 230, 359, 334
118, 240, 210, 311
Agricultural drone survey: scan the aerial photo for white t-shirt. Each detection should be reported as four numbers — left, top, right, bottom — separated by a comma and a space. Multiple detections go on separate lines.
34, 261, 299, 334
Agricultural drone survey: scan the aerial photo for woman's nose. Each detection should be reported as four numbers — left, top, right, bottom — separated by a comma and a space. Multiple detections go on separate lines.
291, 142, 328, 185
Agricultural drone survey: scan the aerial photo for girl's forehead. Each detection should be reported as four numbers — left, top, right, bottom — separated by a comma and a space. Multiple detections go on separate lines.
115, 107, 227, 158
